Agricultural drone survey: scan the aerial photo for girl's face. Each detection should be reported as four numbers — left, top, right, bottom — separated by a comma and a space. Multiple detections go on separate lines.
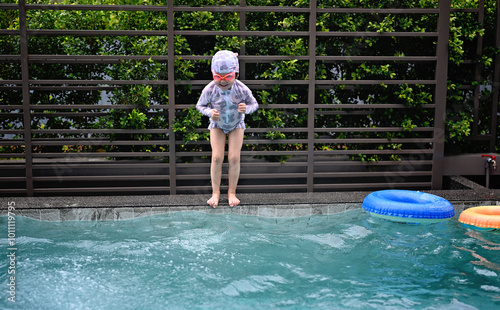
213, 70, 237, 91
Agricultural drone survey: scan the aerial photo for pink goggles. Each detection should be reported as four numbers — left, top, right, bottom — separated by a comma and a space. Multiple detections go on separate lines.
212, 71, 237, 82
212, 63, 239, 82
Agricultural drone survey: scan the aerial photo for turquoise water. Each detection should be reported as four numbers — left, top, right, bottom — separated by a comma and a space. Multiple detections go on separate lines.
1, 209, 499, 310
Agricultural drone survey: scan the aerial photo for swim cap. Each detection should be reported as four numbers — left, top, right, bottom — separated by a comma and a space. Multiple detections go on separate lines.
211, 50, 239, 74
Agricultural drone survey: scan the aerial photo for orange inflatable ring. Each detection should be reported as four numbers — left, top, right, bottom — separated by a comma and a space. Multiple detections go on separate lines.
458, 206, 500, 231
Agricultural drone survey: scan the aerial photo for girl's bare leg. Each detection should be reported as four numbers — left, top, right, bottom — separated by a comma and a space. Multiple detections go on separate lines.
208, 128, 226, 208
227, 128, 244, 207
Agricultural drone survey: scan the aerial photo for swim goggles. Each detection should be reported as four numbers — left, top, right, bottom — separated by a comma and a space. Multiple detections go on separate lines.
212, 64, 239, 82
212, 70, 237, 82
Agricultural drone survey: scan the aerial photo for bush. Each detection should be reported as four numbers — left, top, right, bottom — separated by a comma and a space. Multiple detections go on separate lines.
0, 0, 498, 160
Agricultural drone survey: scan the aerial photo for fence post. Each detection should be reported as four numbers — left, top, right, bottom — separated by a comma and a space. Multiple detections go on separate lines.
307, 0, 317, 192
18, 0, 33, 196
472, 0, 485, 138
490, 0, 500, 151
239, 0, 246, 79
432, 0, 451, 189
167, 0, 176, 194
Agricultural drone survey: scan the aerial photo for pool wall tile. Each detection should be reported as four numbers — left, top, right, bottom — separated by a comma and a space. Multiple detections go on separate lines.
240, 205, 259, 216
94, 208, 115, 221
452, 202, 464, 212
59, 209, 74, 221
60, 208, 97, 221
214, 206, 240, 214
7, 201, 487, 222
258, 206, 277, 218
150, 207, 172, 217
40, 209, 61, 221
136, 207, 154, 217
328, 204, 346, 214
202, 207, 227, 215
19, 209, 41, 220
222, 207, 241, 216
293, 205, 312, 217
276, 206, 295, 218
344, 203, 360, 211
312, 204, 329, 215
115, 208, 135, 220
2, 191, 498, 221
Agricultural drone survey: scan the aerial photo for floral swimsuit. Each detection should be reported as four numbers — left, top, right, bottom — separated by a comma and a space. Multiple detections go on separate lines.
196, 80, 259, 134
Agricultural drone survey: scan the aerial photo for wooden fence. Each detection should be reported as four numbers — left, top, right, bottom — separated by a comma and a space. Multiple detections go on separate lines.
0, 0, 498, 196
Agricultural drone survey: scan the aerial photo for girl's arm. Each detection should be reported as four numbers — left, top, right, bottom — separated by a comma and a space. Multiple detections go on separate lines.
242, 84, 259, 114
244, 94, 259, 115
196, 85, 214, 118
196, 101, 213, 118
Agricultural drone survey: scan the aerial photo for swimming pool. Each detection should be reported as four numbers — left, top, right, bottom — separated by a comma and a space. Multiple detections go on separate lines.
1, 209, 499, 309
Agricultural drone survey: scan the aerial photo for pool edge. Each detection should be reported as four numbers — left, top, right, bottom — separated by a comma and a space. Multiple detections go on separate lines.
1, 189, 499, 221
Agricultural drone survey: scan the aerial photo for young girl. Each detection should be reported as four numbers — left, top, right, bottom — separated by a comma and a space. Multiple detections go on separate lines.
196, 50, 259, 208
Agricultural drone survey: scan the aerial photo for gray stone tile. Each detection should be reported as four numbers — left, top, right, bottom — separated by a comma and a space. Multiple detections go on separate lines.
19, 209, 40, 220
94, 208, 115, 221
225, 206, 241, 215
258, 206, 276, 218
293, 206, 312, 217
40, 209, 61, 221
135, 207, 154, 217
60, 208, 77, 221
240, 205, 259, 216
50, 208, 98, 221
328, 204, 346, 215
275, 206, 295, 218
202, 207, 227, 215
115, 208, 135, 220
312, 204, 329, 215
345, 203, 361, 211
77, 208, 98, 221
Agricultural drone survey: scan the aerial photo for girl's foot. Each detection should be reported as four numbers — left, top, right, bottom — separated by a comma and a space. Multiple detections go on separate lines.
228, 193, 240, 208
207, 193, 220, 208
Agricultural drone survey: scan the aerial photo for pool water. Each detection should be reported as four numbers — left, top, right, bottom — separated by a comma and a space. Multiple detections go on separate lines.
1, 209, 499, 309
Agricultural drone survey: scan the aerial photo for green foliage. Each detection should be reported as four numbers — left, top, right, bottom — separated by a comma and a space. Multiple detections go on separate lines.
446, 112, 472, 141
173, 106, 209, 144
1, 0, 498, 161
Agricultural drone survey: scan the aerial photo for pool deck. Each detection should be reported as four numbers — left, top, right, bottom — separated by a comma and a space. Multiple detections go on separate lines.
0, 176, 499, 221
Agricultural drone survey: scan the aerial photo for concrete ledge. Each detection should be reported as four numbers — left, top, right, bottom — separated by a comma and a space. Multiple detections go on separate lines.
1, 187, 499, 221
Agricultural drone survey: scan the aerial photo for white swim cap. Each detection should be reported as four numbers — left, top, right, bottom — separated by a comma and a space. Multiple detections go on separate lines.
211, 50, 239, 74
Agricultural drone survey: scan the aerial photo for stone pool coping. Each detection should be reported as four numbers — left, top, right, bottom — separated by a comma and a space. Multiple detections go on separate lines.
1, 177, 499, 221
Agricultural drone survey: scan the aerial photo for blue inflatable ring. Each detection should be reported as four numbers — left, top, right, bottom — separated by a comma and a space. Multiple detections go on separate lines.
362, 190, 455, 224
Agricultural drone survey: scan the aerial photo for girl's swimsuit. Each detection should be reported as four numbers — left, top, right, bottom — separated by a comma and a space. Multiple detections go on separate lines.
196, 80, 259, 134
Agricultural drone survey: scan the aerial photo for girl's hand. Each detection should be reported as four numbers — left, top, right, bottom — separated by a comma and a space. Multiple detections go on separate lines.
238, 103, 247, 114
211, 109, 220, 121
